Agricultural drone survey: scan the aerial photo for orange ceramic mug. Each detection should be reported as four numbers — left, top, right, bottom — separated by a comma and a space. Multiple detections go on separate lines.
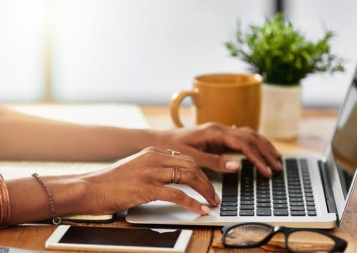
170, 73, 262, 130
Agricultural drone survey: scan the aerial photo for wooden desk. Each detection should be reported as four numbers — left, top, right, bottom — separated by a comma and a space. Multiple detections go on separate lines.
0, 106, 356, 253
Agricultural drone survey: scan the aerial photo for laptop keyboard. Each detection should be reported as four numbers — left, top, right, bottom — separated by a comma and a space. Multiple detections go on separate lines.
220, 158, 317, 217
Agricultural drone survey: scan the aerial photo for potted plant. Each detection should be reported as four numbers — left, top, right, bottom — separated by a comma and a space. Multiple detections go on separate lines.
225, 13, 344, 139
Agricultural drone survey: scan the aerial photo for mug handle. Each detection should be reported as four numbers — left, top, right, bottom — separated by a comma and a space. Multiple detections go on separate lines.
170, 89, 198, 127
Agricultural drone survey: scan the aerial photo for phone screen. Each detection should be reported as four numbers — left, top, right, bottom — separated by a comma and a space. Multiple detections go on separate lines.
58, 226, 182, 248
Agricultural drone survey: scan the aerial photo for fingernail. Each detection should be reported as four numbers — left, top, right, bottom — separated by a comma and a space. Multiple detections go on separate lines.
225, 160, 239, 171
277, 161, 283, 170
267, 167, 272, 176
215, 193, 221, 205
201, 205, 211, 214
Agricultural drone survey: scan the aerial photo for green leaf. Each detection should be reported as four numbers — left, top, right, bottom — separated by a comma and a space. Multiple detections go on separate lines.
225, 12, 344, 84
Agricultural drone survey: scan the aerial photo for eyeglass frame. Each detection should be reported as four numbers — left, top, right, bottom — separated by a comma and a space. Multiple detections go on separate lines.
221, 222, 347, 253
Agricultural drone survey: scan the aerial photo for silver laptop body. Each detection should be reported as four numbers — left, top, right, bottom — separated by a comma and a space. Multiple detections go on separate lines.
126, 72, 357, 229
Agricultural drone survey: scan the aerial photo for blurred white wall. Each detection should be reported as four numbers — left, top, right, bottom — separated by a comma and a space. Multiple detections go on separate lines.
0, 0, 356, 107
50, 0, 273, 105
286, 0, 357, 108
0, 0, 45, 101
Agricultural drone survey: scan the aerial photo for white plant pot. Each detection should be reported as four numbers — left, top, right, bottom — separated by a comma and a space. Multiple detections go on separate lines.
259, 84, 302, 140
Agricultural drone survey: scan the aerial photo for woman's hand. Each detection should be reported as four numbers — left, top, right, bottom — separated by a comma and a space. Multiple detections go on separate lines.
82, 147, 220, 216
154, 123, 282, 177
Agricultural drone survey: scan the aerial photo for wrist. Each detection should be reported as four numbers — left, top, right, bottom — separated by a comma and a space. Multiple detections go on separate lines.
8, 174, 90, 225
113, 128, 160, 155
46, 175, 89, 217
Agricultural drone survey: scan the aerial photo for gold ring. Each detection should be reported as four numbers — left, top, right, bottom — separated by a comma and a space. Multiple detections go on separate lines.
175, 168, 181, 184
170, 167, 181, 184
170, 167, 176, 184
167, 149, 181, 156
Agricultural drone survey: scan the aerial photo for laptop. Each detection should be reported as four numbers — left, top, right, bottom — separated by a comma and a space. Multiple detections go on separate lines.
126, 70, 357, 229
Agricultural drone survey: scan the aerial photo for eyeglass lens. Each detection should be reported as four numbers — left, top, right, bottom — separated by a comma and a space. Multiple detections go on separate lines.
225, 224, 336, 252
225, 224, 272, 246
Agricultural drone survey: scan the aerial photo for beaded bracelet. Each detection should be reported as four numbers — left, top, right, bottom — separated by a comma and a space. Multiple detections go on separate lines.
32, 173, 62, 225
0, 174, 11, 228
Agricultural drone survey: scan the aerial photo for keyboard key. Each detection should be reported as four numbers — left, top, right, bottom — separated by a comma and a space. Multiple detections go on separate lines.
274, 209, 289, 216
307, 206, 316, 211
220, 211, 237, 216
240, 196, 254, 201
307, 211, 317, 216
306, 202, 315, 206
274, 204, 288, 209
256, 194, 270, 199
291, 211, 306, 216
239, 210, 254, 216
273, 200, 287, 204
273, 193, 286, 199
289, 194, 303, 198
239, 205, 254, 210
290, 206, 305, 211
240, 201, 254, 205
222, 196, 238, 202
289, 190, 303, 194
290, 202, 304, 206
222, 173, 238, 196
256, 198, 271, 203
221, 202, 237, 206
289, 198, 303, 202
257, 208, 271, 216
220, 206, 237, 211
257, 203, 271, 208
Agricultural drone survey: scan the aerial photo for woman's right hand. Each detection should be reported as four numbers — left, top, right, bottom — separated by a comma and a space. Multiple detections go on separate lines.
80, 147, 220, 216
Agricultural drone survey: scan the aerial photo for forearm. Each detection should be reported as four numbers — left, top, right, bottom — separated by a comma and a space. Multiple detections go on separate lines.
6, 174, 89, 225
0, 106, 156, 161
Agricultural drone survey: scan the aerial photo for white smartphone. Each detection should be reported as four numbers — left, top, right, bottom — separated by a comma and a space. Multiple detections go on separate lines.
45, 225, 193, 253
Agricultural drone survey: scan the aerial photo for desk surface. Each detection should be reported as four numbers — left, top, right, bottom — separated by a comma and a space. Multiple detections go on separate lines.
1, 106, 356, 253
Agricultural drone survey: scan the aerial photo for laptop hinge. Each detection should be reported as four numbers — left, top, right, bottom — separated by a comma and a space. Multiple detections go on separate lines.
318, 160, 339, 218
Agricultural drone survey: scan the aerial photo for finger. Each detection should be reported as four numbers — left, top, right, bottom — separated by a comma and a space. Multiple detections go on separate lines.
144, 146, 195, 162
139, 148, 216, 195
219, 130, 279, 176
247, 134, 282, 171
225, 135, 273, 177
149, 166, 219, 206
166, 148, 181, 157
192, 140, 271, 177
186, 146, 271, 177
154, 186, 212, 215
259, 146, 283, 172
152, 150, 212, 185
235, 128, 282, 171
250, 144, 282, 173
239, 139, 282, 173
240, 147, 272, 177
176, 168, 219, 206
184, 147, 240, 173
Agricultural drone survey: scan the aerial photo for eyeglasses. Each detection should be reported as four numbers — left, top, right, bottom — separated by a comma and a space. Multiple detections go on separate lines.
221, 222, 347, 253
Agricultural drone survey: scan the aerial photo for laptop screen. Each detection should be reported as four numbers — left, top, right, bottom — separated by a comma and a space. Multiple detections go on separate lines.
330, 73, 357, 198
